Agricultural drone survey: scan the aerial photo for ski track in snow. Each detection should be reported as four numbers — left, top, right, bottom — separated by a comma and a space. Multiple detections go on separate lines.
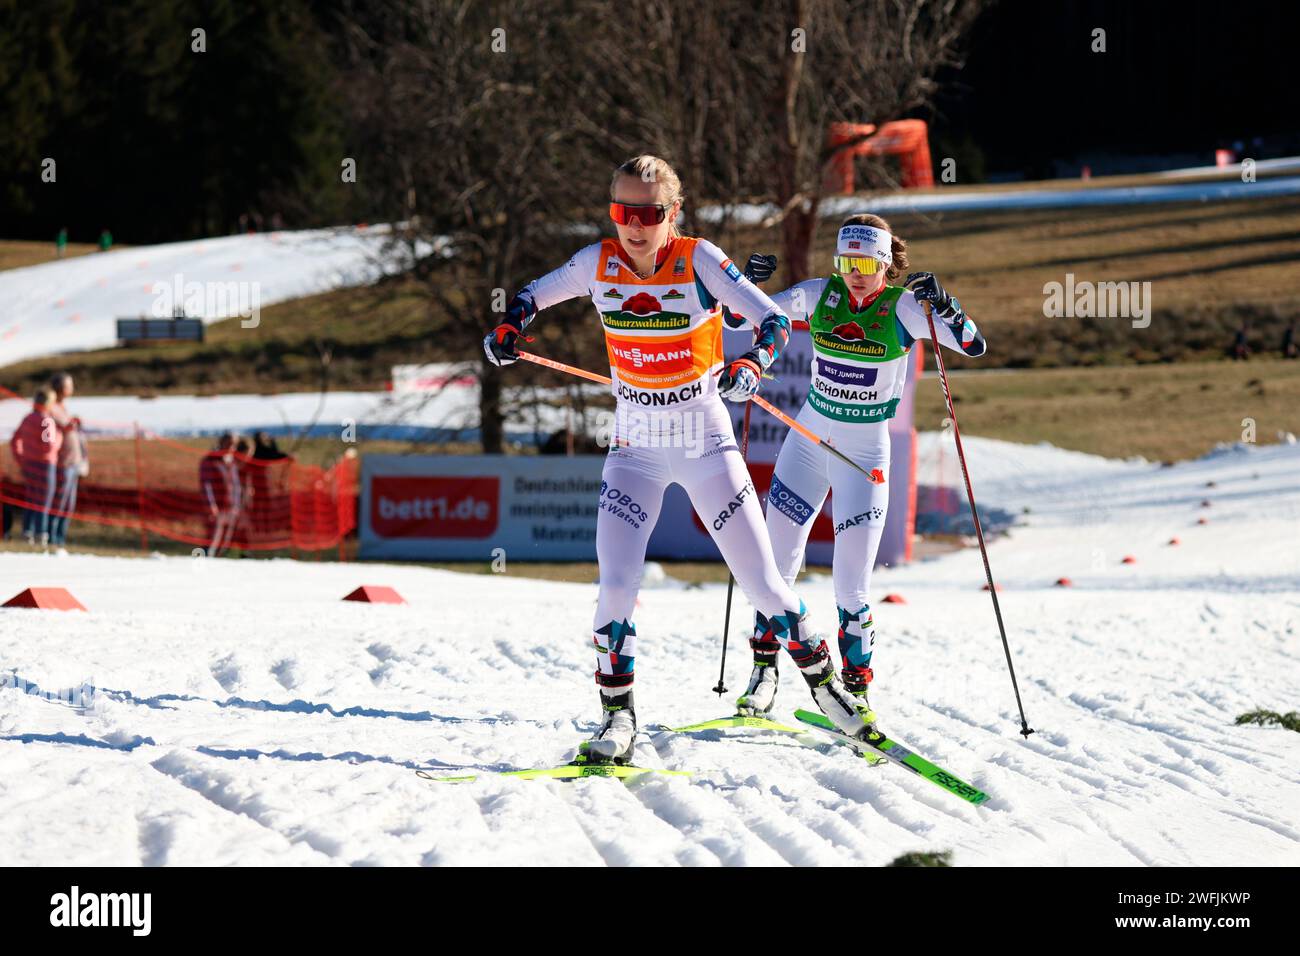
1, 437, 1298, 866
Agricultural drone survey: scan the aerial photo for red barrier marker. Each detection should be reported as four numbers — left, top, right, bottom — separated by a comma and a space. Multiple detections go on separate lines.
343, 585, 406, 605
1121, 555, 1137, 564
880, 593, 907, 604
3, 588, 87, 612
1055, 577, 1073, 587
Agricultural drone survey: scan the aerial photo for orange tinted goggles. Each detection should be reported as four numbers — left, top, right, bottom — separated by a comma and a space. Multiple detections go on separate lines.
609, 202, 669, 226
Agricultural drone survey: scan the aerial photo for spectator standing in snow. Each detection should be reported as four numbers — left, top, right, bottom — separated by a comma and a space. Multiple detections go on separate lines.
8, 388, 63, 549
232, 435, 256, 553
251, 431, 290, 535
199, 433, 241, 556
46, 372, 88, 555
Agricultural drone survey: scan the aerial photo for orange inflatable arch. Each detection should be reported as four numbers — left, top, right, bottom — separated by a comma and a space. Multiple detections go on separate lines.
825, 119, 934, 192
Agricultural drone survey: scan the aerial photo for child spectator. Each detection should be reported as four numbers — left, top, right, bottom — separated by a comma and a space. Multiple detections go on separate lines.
199, 433, 241, 556
232, 435, 256, 554
46, 372, 87, 556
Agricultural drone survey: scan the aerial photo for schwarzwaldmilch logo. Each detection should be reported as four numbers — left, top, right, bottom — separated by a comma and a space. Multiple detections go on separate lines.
601, 292, 691, 330
812, 328, 887, 357
49, 886, 151, 936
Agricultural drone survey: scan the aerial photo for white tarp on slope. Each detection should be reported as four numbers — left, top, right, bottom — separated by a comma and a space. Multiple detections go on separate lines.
0, 226, 428, 368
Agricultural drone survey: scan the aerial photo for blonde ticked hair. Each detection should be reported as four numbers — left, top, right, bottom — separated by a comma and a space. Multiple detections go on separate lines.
612, 155, 684, 238
840, 213, 909, 282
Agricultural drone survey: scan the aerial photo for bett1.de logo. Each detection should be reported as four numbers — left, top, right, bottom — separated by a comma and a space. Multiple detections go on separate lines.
371, 476, 500, 538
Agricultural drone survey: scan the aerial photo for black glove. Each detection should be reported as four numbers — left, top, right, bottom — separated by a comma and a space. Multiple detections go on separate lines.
743, 253, 778, 284
905, 272, 960, 320
483, 323, 521, 366
483, 295, 535, 367
717, 351, 765, 402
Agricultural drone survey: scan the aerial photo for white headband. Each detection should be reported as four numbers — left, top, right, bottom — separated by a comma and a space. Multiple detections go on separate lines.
836, 224, 892, 265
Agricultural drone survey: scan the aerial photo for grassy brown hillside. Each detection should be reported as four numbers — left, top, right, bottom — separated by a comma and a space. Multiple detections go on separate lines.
4, 176, 1299, 461
0, 239, 105, 270
913, 358, 1300, 461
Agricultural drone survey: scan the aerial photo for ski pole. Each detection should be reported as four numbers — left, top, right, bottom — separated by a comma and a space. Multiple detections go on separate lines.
921, 300, 1034, 739
515, 351, 884, 486
713, 397, 753, 696
713, 323, 761, 697
517, 350, 610, 385
750, 393, 885, 485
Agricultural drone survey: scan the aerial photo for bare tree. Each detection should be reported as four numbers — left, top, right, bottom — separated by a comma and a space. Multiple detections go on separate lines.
334, 0, 611, 452
587, 0, 982, 281
761, 0, 982, 282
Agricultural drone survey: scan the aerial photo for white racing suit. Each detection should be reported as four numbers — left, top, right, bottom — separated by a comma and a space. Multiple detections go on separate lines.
507, 236, 825, 702
754, 276, 986, 693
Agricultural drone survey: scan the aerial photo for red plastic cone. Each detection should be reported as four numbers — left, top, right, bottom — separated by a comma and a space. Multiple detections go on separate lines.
343, 585, 406, 605
3, 588, 87, 612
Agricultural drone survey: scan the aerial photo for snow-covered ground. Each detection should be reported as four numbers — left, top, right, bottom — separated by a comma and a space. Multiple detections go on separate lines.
1, 436, 1298, 866
0, 226, 428, 368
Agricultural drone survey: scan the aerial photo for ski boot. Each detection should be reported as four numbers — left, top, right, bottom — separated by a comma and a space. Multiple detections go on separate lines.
735, 631, 781, 716
842, 666, 878, 730
795, 643, 877, 741
735, 661, 779, 717
837, 605, 878, 729
580, 688, 637, 764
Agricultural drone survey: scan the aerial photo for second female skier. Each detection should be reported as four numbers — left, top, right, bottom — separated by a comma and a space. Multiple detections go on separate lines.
732, 214, 987, 732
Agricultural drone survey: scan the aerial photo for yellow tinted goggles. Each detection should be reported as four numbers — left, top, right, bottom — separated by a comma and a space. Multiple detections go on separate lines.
833, 255, 883, 275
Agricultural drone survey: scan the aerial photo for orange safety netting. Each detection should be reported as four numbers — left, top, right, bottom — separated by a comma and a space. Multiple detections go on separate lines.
1, 386, 358, 554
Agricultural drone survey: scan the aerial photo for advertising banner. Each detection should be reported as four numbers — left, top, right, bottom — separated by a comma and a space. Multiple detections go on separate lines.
360, 454, 604, 561
362, 331, 918, 567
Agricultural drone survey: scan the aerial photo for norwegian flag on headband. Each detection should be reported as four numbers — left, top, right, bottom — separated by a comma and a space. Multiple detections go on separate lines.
848, 241, 860, 249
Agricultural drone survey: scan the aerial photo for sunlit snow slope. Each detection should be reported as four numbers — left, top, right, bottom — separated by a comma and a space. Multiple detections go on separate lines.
1, 437, 1297, 865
